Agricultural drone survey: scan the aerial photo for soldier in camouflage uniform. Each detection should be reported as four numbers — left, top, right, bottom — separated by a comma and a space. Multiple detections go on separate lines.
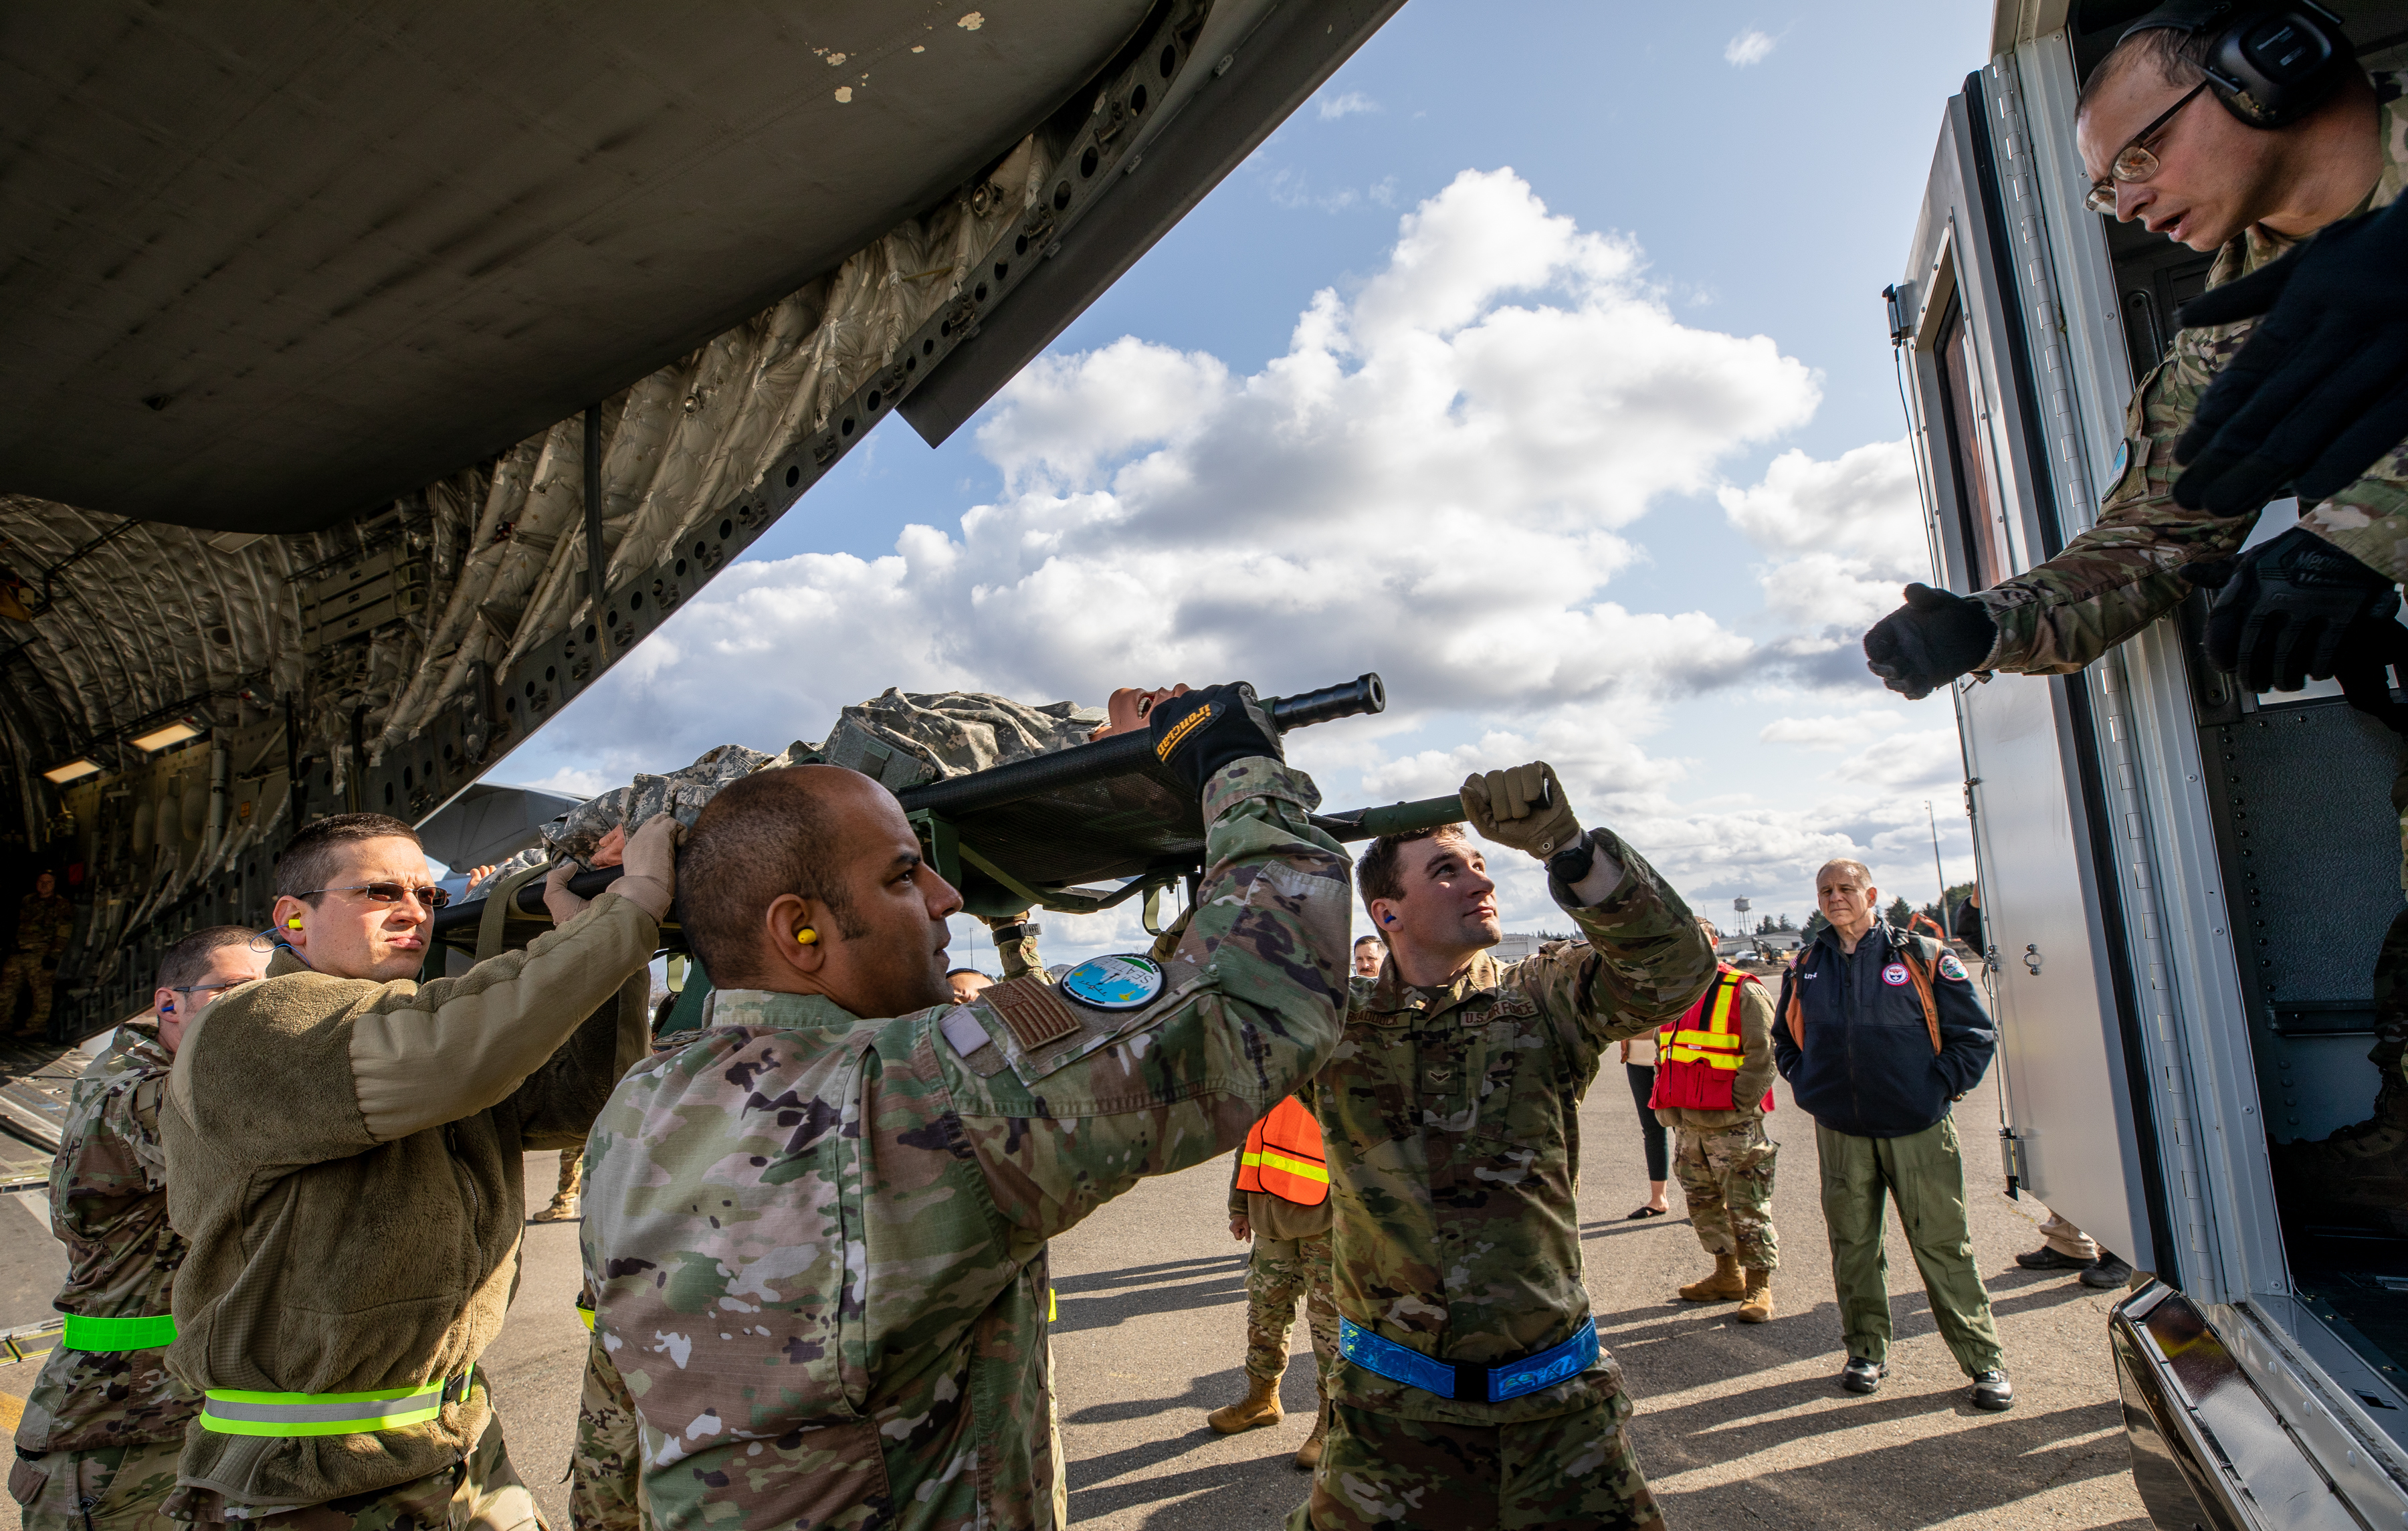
8, 928, 264, 1531
1290, 761, 1716, 1531
1210, 1104, 1339, 1467
567, 1284, 641, 1531
1655, 921, 1782, 1322
3, 870, 76, 1040
580, 684, 1352, 1531
1864, 40, 2408, 1227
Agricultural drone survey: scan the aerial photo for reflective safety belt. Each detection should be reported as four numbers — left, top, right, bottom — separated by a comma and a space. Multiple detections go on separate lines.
199, 1366, 472, 1437
1338, 1316, 1598, 1404
62, 1313, 177, 1351
575, 1297, 597, 1332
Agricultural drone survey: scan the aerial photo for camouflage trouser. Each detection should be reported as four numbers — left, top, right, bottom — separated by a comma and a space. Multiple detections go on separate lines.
2, 951, 56, 1037
161, 1407, 542, 1531
1245, 1234, 1338, 1390
555, 1151, 583, 1203
568, 1337, 639, 1531
9, 1435, 183, 1531
1284, 1393, 1662, 1531
1672, 1120, 1779, 1271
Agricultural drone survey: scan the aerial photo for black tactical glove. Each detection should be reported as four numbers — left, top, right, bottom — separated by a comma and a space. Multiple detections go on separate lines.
2173, 200, 2408, 515
1863, 584, 1998, 700
1146, 682, 1282, 795
2191, 526, 2401, 694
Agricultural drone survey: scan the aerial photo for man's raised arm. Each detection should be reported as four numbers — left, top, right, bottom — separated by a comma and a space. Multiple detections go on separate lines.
1461, 762, 1716, 1055
940, 689, 1352, 1241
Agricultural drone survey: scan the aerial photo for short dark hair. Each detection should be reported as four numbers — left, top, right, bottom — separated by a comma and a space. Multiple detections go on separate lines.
276, 814, 422, 902
2078, 24, 2215, 117
674, 769, 867, 986
945, 966, 987, 980
157, 926, 260, 991
1352, 934, 1384, 948
1357, 823, 1468, 914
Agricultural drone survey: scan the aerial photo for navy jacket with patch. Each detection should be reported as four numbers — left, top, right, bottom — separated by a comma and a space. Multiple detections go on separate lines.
1771, 922, 1995, 1139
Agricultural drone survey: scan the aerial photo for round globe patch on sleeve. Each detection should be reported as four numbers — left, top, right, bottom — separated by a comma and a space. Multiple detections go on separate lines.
1058, 954, 1166, 1011
1880, 962, 1911, 987
1938, 950, 1969, 981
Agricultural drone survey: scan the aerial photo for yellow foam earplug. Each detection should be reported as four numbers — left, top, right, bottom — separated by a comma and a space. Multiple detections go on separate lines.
286, 917, 304, 930
795, 928, 818, 944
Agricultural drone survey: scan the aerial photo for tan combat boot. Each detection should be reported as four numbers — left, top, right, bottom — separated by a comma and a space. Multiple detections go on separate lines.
1679, 1251, 1745, 1302
1736, 1269, 1774, 1323
1207, 1374, 1283, 1434
531, 1191, 580, 1223
1293, 1397, 1330, 1469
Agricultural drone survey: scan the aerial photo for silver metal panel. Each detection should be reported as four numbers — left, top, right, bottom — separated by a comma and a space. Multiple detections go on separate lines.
2003, 35, 2282, 1306
1902, 80, 2156, 1265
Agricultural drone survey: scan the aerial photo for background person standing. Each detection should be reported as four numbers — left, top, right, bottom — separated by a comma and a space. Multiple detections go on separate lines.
1619, 1031, 1672, 1219
1773, 858, 2009, 1411
8, 928, 267, 1531
1657, 917, 1781, 1322
4, 869, 75, 1041
1210, 1094, 1339, 1469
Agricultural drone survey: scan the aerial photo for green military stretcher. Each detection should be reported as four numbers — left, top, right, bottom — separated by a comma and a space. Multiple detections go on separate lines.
427, 672, 1462, 1026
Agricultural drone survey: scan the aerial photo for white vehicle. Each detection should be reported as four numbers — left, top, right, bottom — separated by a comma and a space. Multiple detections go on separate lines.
1895, 3, 2408, 1525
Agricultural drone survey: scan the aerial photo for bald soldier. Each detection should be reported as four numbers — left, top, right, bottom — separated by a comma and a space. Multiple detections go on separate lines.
579, 683, 1354, 1531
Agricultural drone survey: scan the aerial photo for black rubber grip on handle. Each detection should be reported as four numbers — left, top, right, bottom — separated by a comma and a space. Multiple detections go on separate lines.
896, 673, 1386, 817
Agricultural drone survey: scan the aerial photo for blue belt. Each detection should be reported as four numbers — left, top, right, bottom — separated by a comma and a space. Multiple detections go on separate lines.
1337, 1316, 1599, 1404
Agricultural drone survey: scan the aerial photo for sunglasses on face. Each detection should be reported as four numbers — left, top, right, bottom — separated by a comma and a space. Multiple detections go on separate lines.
300, 882, 452, 910
171, 978, 257, 1001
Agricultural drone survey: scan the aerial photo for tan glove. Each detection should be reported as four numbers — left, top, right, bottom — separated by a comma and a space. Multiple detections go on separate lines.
1461, 760, 1581, 859
540, 859, 589, 926
613, 814, 683, 920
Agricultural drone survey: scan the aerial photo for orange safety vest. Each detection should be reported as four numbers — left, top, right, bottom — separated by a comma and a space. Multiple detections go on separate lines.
1648, 964, 1773, 1114
1236, 1096, 1330, 1207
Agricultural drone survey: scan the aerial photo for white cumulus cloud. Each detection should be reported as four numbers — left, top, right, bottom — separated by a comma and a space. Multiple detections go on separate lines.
1725, 28, 1777, 66
508, 168, 1965, 960
1318, 91, 1379, 119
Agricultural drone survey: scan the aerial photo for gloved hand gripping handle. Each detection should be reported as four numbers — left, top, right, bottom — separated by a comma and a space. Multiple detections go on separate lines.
894, 674, 1385, 817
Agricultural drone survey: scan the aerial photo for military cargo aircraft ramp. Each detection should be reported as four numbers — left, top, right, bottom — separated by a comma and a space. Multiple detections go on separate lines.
0, 0, 1405, 1037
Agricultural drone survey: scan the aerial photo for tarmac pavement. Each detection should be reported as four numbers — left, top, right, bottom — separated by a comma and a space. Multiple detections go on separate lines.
0, 989, 2150, 1531
1043, 1043, 2148, 1530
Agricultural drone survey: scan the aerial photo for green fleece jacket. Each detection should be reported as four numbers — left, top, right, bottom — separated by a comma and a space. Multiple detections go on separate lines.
159, 889, 658, 1510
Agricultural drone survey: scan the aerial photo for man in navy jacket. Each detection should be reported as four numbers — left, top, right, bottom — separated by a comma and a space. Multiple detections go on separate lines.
1774, 857, 2010, 1411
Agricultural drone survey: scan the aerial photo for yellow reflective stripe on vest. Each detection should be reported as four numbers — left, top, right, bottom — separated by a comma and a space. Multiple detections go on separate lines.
199, 1366, 468, 1438
1241, 1146, 1331, 1185
1659, 972, 1746, 1067
62, 1313, 176, 1351
1661, 1044, 1740, 1068
1666, 1029, 1741, 1049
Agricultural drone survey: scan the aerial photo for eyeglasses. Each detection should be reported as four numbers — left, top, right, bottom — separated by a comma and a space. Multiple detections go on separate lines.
171, 978, 256, 1000
301, 882, 451, 910
2084, 81, 2209, 214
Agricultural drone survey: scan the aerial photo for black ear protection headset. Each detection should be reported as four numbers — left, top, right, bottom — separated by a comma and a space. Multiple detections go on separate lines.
2116, 0, 2357, 128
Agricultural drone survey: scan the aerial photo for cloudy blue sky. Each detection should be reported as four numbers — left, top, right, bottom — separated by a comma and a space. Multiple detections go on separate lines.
495, 1, 1999, 970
